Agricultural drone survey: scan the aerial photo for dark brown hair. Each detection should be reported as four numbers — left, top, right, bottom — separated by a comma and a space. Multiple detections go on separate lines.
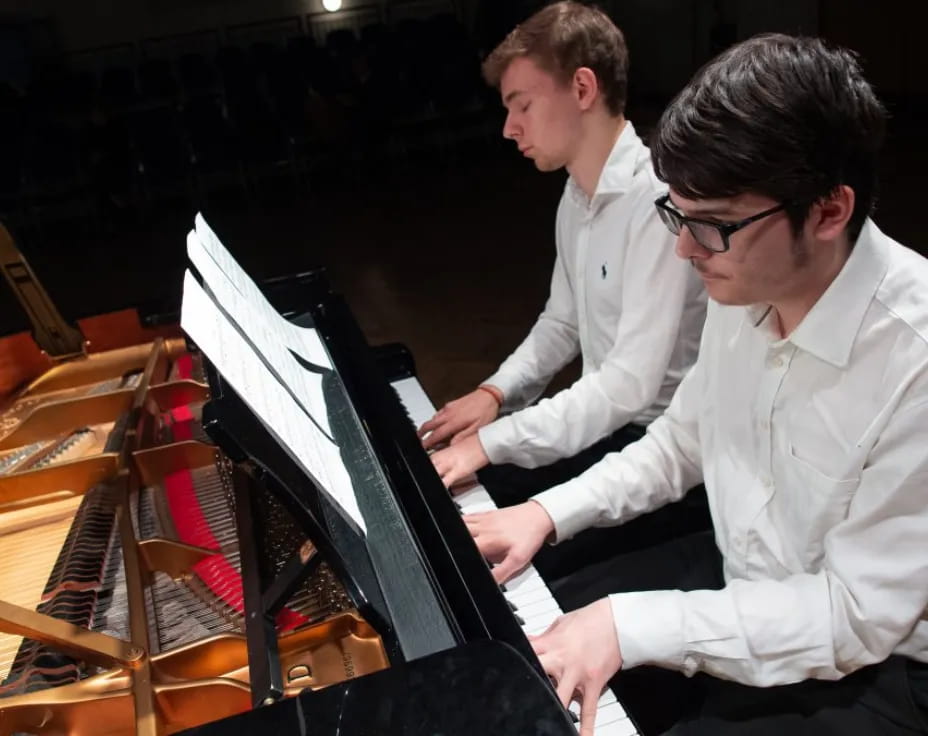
652, 34, 887, 242
482, 1, 628, 116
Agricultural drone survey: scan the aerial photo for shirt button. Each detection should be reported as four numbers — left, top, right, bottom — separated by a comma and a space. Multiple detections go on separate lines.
767, 355, 784, 369
760, 475, 773, 488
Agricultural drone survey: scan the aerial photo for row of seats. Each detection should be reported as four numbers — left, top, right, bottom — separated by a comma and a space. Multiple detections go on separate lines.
30, 16, 480, 117
0, 13, 497, 236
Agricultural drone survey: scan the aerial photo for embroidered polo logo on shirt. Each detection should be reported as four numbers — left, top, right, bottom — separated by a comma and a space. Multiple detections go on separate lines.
601, 263, 608, 279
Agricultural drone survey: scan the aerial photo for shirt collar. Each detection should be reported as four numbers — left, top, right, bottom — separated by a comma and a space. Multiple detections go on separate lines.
566, 120, 644, 206
748, 219, 890, 367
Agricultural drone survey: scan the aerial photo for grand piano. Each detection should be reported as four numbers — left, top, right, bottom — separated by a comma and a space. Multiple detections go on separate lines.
0, 220, 639, 736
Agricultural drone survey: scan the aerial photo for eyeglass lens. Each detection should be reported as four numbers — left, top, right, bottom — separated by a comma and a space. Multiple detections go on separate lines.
657, 206, 725, 251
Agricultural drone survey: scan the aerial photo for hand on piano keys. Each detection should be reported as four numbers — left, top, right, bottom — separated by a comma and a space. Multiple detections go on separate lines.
531, 598, 624, 736
431, 432, 491, 489
463, 501, 553, 584
416, 387, 500, 450
393, 375, 640, 735
447, 473, 481, 495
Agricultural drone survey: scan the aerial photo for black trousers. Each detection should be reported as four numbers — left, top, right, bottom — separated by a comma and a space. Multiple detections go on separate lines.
550, 531, 928, 736
477, 423, 650, 507
477, 423, 712, 581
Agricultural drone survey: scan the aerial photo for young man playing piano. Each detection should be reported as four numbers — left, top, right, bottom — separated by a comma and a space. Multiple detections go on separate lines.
417, 3, 707, 545
465, 33, 928, 736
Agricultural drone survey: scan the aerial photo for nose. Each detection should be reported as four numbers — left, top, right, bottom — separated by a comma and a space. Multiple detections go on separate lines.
675, 225, 712, 261
503, 112, 519, 141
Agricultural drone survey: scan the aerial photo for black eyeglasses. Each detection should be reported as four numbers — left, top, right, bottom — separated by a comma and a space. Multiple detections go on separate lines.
654, 193, 790, 253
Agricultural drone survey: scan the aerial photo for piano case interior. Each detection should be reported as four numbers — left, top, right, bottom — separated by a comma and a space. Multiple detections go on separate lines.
0, 233, 593, 736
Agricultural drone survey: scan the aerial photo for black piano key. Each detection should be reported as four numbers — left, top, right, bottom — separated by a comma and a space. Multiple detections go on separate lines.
505, 597, 526, 624
389, 386, 416, 430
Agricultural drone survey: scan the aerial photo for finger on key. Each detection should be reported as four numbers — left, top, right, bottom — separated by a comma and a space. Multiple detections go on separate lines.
555, 674, 579, 710
579, 686, 600, 736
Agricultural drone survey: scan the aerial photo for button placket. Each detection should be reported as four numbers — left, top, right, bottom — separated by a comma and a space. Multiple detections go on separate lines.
574, 209, 593, 353
756, 343, 792, 497
755, 365, 779, 487
765, 352, 785, 369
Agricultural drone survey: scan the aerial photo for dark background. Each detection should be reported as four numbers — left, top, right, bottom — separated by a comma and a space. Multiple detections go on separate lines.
0, 0, 925, 404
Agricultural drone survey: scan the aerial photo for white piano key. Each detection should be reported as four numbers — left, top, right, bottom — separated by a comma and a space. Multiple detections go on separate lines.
504, 583, 549, 605
594, 702, 627, 726
598, 688, 617, 705
521, 618, 558, 637
392, 377, 435, 425
462, 501, 497, 514
392, 376, 638, 735
520, 613, 561, 635
505, 592, 550, 615
455, 487, 494, 509
505, 585, 552, 608
517, 598, 563, 620
504, 576, 547, 599
511, 597, 552, 616
455, 485, 491, 503
394, 378, 432, 417
597, 714, 638, 736
504, 564, 543, 591
568, 696, 635, 736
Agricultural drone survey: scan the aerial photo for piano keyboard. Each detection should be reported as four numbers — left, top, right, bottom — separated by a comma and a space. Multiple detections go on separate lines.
391, 376, 639, 736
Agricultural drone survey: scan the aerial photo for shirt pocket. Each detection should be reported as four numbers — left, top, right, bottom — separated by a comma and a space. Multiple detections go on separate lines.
782, 443, 859, 568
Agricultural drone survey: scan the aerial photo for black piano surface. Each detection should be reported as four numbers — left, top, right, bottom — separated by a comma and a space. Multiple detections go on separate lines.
178, 639, 577, 736
188, 268, 577, 735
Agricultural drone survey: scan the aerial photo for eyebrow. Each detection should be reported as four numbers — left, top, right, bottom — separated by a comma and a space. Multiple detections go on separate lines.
503, 89, 526, 106
668, 195, 738, 219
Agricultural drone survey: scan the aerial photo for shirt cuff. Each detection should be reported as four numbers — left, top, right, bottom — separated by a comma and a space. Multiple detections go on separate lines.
609, 590, 686, 670
532, 477, 600, 542
477, 419, 515, 466
482, 369, 527, 412
483, 369, 515, 396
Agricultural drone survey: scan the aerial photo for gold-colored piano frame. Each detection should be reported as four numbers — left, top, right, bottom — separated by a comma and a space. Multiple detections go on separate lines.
0, 337, 388, 736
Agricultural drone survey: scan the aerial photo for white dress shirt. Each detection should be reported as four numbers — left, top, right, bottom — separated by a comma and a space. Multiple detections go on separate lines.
479, 121, 706, 469
535, 219, 928, 686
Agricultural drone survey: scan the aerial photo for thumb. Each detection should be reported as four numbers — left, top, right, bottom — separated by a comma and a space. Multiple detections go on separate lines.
443, 470, 461, 489
491, 554, 523, 585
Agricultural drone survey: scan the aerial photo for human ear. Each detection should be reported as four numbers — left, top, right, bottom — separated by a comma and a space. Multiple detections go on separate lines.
573, 67, 599, 110
809, 185, 855, 241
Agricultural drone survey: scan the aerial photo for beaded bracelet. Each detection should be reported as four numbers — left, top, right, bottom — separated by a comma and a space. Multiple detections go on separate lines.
477, 384, 503, 407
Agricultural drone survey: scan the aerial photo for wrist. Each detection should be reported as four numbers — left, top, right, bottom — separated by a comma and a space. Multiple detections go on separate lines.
527, 499, 556, 543
477, 384, 503, 407
464, 432, 490, 467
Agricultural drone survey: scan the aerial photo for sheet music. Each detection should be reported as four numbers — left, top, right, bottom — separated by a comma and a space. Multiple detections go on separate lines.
193, 213, 330, 368
181, 270, 366, 534
186, 230, 333, 438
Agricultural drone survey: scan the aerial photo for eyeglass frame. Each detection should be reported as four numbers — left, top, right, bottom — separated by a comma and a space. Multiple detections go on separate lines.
654, 193, 791, 253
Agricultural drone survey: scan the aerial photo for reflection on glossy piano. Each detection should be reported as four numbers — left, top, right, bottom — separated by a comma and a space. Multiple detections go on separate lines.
0, 222, 640, 736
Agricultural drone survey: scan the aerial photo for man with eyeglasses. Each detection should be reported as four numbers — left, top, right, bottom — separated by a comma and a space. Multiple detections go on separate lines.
465, 34, 928, 735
